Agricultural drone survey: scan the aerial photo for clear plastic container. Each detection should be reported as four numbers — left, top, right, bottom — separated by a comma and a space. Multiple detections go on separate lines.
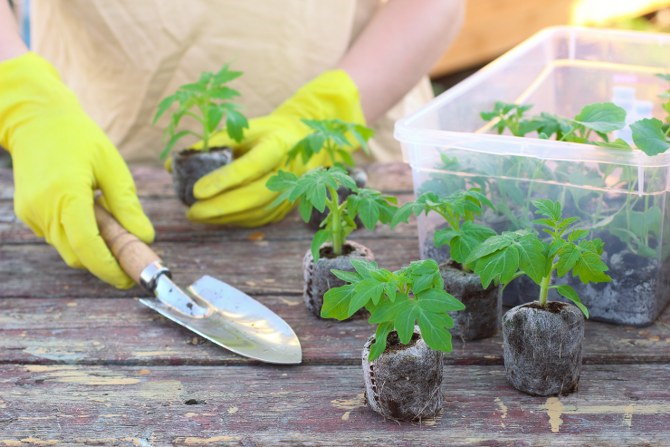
394, 26, 670, 326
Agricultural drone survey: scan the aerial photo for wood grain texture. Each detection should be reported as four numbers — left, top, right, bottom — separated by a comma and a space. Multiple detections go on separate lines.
0, 364, 668, 446
2, 164, 670, 445
0, 297, 668, 367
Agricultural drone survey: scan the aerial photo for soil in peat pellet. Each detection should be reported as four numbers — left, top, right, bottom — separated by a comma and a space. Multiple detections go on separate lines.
172, 147, 233, 206
362, 328, 444, 421
503, 301, 584, 396
302, 241, 374, 318
440, 261, 500, 341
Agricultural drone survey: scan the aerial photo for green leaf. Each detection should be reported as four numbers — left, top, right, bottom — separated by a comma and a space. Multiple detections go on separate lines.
330, 269, 360, 284
391, 202, 415, 227
367, 297, 407, 324
515, 233, 546, 284
417, 288, 465, 312
631, 118, 670, 156
321, 284, 356, 320
351, 279, 386, 313
595, 138, 632, 150
213, 65, 243, 84
153, 94, 178, 124
350, 259, 376, 278
394, 301, 418, 344
448, 222, 496, 265
298, 199, 313, 222
572, 246, 611, 284
533, 199, 562, 221
206, 106, 224, 133
417, 312, 453, 353
554, 285, 589, 318
225, 108, 248, 143
556, 243, 581, 277
368, 323, 393, 361
568, 229, 589, 242
573, 102, 626, 133
474, 245, 520, 288
465, 232, 517, 265
311, 230, 330, 262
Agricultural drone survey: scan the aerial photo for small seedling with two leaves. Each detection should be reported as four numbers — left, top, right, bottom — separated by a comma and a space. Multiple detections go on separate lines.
465, 199, 612, 317
266, 166, 396, 261
154, 64, 249, 160
392, 189, 495, 270
321, 258, 465, 361
286, 119, 373, 167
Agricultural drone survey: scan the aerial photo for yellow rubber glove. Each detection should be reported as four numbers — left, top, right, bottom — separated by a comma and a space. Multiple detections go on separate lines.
0, 52, 155, 288
184, 70, 366, 227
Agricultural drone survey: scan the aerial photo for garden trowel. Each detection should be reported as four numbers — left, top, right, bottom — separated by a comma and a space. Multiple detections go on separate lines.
94, 204, 302, 364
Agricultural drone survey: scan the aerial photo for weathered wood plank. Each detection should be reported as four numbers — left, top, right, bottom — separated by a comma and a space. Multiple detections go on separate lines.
0, 297, 668, 366
0, 195, 417, 245
0, 237, 420, 298
0, 363, 668, 446
0, 163, 413, 202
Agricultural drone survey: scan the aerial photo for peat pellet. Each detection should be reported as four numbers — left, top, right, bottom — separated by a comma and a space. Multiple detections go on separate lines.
172, 147, 233, 206
302, 240, 374, 318
502, 301, 585, 396
362, 327, 444, 421
440, 261, 500, 341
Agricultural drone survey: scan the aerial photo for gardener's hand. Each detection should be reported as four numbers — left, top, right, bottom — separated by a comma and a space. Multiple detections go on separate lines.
185, 70, 366, 227
0, 52, 155, 288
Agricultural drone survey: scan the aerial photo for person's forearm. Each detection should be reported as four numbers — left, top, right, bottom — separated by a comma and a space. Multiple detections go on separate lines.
337, 0, 464, 123
0, 0, 28, 61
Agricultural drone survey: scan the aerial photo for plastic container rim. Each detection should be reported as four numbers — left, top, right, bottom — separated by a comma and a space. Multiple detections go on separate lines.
395, 26, 670, 168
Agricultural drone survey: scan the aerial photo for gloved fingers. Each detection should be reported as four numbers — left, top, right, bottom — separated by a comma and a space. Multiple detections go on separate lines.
44, 218, 84, 269
14, 193, 83, 268
194, 136, 288, 199
60, 195, 135, 289
97, 149, 155, 244
188, 171, 279, 221
196, 200, 294, 227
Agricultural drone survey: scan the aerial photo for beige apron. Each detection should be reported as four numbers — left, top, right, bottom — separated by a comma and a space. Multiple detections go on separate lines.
32, 0, 433, 164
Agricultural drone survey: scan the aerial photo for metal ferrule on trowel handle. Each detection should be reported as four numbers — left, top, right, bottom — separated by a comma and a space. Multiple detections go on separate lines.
93, 204, 302, 365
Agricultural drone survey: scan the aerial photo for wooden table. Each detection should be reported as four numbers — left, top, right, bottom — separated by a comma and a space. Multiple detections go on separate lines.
1, 163, 669, 446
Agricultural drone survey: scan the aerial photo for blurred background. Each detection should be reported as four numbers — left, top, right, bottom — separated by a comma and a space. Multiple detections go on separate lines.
3, 0, 670, 168
431, 0, 670, 93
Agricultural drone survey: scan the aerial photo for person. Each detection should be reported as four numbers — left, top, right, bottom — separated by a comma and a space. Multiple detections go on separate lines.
0, 0, 464, 288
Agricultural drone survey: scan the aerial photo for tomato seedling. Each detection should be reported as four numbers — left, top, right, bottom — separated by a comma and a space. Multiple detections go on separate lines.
321, 258, 465, 361
154, 64, 249, 160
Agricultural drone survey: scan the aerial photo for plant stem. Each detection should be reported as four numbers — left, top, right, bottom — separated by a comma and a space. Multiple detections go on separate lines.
538, 273, 552, 307
327, 185, 343, 256
199, 104, 210, 152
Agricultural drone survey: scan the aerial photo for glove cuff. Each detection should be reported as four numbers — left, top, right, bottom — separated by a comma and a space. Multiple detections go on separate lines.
0, 52, 80, 151
274, 69, 366, 127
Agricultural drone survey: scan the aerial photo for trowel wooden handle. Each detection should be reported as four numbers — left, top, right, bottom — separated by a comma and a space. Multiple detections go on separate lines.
94, 204, 160, 285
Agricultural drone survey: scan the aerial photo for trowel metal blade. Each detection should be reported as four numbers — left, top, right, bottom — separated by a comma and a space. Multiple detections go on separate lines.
139, 275, 302, 365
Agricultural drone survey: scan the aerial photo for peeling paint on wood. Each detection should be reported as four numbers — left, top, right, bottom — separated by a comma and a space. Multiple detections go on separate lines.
1, 165, 670, 446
